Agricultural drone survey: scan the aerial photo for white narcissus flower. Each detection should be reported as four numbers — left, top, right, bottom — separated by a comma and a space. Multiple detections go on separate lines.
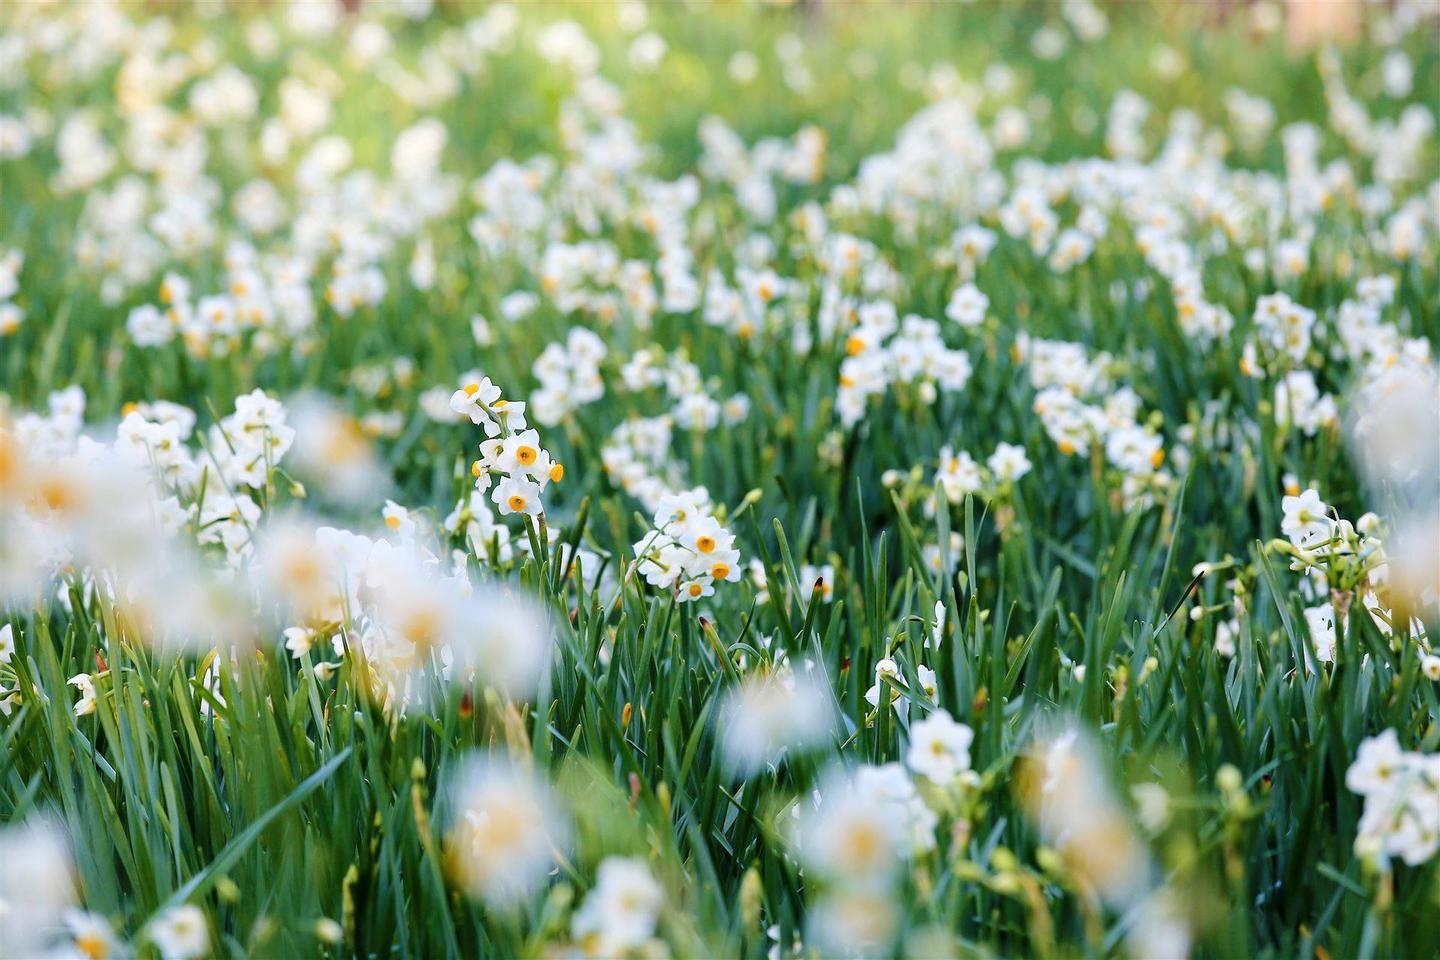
283, 626, 316, 659
449, 377, 503, 427
1281, 488, 1332, 547
149, 904, 208, 960
1346, 730, 1440, 867
798, 768, 908, 882
68, 673, 96, 717
382, 499, 418, 538
446, 756, 568, 907
807, 887, 899, 959
1346, 729, 1406, 797
906, 709, 974, 784
798, 563, 834, 605
0, 818, 76, 958
493, 475, 543, 517
571, 857, 664, 956
719, 669, 833, 775
1303, 604, 1336, 663
916, 664, 938, 704
945, 282, 989, 328
1215, 619, 1238, 658
864, 657, 900, 711
676, 576, 714, 603
987, 442, 1032, 482
65, 909, 120, 959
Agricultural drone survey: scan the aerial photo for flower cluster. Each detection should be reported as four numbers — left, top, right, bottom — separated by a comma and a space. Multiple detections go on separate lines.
631, 489, 742, 603
127, 251, 319, 358
450, 374, 562, 520
836, 304, 973, 428
601, 415, 683, 513
1018, 334, 1171, 508
1346, 730, 1440, 867
793, 762, 939, 954
530, 326, 607, 426
618, 345, 750, 434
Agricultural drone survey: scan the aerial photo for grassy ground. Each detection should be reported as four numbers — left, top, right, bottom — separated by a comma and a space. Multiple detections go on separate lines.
1, 2, 1438, 958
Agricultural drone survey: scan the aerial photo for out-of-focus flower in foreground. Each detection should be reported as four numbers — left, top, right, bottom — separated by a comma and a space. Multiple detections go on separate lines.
445, 755, 568, 908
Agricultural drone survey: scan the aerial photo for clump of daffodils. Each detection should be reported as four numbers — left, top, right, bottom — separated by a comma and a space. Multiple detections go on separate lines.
1346, 730, 1440, 867
921, 440, 1033, 509
601, 415, 684, 512
793, 762, 938, 955
254, 518, 553, 712
630, 489, 742, 603
1269, 487, 1428, 666
1017, 727, 1192, 960
0, 391, 270, 648
450, 373, 562, 522
530, 326, 607, 426
834, 302, 973, 429
1017, 334, 1172, 509
617, 346, 750, 436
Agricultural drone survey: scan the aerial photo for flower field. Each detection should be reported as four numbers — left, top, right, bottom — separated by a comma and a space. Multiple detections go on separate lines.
1, 1, 1438, 957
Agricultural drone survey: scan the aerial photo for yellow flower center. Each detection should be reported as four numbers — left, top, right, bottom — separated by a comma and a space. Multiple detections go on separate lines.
462, 383, 480, 396
402, 608, 440, 650
75, 933, 109, 960
549, 463, 565, 483
711, 563, 730, 580
842, 821, 883, 866
385, 515, 401, 530
696, 535, 716, 553
515, 445, 537, 466
507, 494, 527, 512
688, 582, 704, 597
37, 478, 76, 514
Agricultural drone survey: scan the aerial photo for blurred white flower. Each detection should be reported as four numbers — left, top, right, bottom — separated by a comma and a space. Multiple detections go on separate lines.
719, 668, 833, 776
905, 709, 973, 785
0, 818, 75, 958
445, 756, 567, 907
571, 857, 664, 956
148, 904, 208, 960
1347, 730, 1440, 866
